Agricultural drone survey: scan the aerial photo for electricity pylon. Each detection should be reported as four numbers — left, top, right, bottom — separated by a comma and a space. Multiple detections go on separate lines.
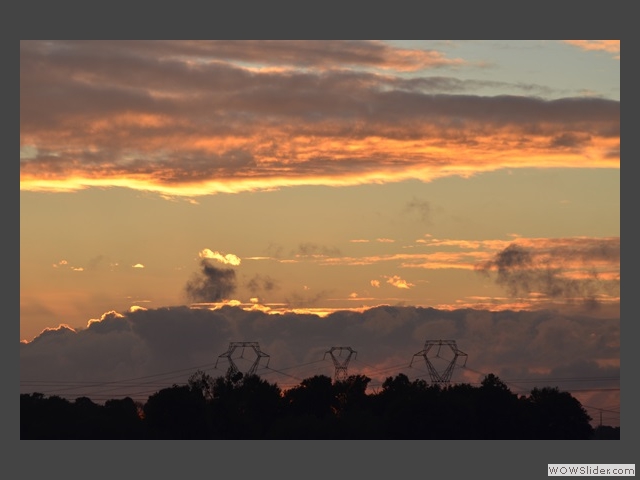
215, 341, 270, 377
410, 339, 467, 385
324, 346, 357, 382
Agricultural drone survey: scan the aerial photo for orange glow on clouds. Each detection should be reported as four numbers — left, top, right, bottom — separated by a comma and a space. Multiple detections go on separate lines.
199, 248, 242, 265
20, 40, 619, 197
385, 275, 415, 289
20, 135, 618, 196
40, 324, 77, 334
564, 40, 620, 57
86, 310, 125, 328
193, 296, 620, 324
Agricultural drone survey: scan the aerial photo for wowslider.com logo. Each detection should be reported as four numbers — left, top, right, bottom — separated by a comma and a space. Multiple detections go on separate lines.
548, 464, 635, 476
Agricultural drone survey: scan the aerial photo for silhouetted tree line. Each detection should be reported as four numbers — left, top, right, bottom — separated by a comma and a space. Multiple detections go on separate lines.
21, 371, 618, 439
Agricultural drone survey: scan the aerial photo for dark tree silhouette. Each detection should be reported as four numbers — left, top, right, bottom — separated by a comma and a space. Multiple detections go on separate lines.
21, 393, 74, 439
373, 374, 434, 439
210, 373, 282, 439
476, 373, 523, 439
276, 374, 338, 439
187, 369, 216, 401
333, 374, 371, 414
591, 425, 620, 440
437, 383, 479, 439
282, 374, 336, 418
332, 374, 375, 438
527, 386, 593, 439
20, 371, 602, 440
72, 396, 106, 438
143, 385, 209, 439
103, 397, 145, 439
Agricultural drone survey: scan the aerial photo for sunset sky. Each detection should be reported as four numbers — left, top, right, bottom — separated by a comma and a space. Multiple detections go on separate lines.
19, 40, 620, 426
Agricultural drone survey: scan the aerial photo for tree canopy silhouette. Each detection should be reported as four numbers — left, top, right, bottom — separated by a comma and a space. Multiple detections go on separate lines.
21, 372, 598, 440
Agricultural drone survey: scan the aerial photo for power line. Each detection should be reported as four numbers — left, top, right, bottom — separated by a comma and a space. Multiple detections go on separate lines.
20, 353, 620, 423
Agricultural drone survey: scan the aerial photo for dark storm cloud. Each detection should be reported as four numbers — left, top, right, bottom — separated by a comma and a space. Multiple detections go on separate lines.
544, 239, 620, 263
184, 259, 237, 303
476, 241, 620, 306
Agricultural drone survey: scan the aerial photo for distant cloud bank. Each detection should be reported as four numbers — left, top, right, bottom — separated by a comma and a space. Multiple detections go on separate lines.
21, 304, 619, 417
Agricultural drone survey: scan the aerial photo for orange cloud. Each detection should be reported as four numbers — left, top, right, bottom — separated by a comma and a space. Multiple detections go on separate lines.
564, 40, 620, 58
312, 237, 620, 286
20, 41, 619, 197
385, 275, 415, 289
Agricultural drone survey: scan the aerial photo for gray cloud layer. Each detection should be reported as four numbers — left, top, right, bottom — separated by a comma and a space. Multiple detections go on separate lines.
20, 305, 619, 409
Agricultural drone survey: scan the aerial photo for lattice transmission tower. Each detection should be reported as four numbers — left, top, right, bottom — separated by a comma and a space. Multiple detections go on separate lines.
324, 346, 357, 382
215, 341, 270, 378
410, 339, 467, 385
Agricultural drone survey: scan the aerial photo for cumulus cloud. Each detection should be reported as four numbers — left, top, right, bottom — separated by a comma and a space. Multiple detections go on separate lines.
385, 275, 415, 289
199, 248, 241, 265
184, 259, 237, 303
30, 324, 77, 342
